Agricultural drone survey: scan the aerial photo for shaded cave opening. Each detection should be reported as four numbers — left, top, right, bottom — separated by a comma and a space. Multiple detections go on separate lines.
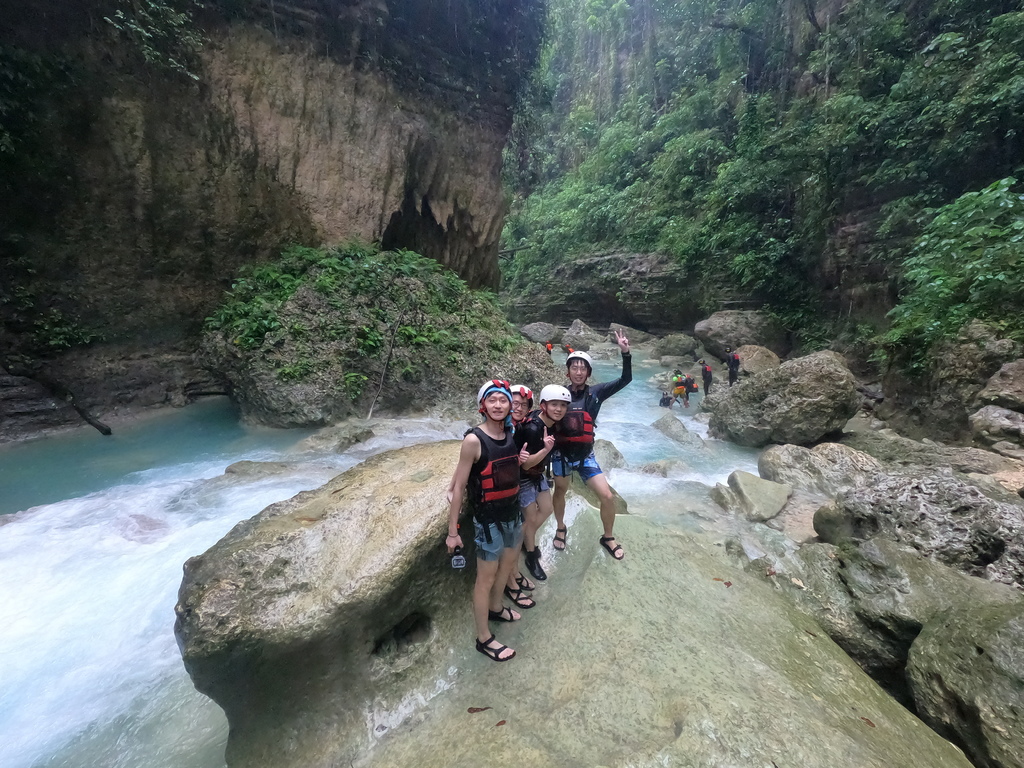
372, 612, 433, 657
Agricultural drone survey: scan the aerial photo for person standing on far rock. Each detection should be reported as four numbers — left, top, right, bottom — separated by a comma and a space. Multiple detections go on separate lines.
550, 331, 632, 560
446, 380, 524, 663
699, 359, 713, 395
512, 384, 571, 585
726, 347, 741, 386
545, 341, 553, 356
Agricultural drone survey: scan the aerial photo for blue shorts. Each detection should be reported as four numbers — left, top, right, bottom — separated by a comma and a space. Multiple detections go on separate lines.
550, 449, 603, 482
519, 475, 550, 508
473, 517, 523, 562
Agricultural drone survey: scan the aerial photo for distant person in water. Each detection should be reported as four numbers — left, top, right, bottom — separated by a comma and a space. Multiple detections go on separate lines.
446, 380, 523, 663
673, 373, 699, 407
513, 384, 570, 586
699, 359, 713, 395
726, 347, 740, 386
659, 391, 674, 408
564, 344, 574, 354
550, 330, 631, 561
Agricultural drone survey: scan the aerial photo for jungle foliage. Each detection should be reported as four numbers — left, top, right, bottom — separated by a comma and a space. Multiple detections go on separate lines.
205, 244, 529, 395
502, 0, 1024, 357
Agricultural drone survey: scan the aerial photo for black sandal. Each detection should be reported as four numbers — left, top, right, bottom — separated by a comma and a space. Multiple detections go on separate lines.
487, 605, 521, 622
476, 633, 516, 662
552, 526, 568, 551
503, 585, 536, 609
599, 535, 625, 561
514, 572, 535, 591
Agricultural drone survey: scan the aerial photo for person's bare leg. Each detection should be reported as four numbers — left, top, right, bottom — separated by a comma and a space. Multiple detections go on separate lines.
474, 558, 502, 640
493, 538, 524, 610
586, 473, 623, 559
552, 474, 570, 550
507, 502, 538, 591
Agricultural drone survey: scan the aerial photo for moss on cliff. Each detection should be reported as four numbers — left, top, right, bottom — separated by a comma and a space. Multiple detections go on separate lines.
203, 243, 555, 426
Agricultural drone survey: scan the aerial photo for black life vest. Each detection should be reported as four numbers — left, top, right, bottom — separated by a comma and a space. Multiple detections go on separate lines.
555, 404, 595, 463
684, 377, 699, 393
517, 412, 549, 478
467, 427, 520, 526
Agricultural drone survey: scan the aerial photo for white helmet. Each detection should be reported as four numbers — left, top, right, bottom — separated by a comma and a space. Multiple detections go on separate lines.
539, 384, 572, 403
566, 350, 593, 371
477, 379, 512, 405
510, 384, 533, 404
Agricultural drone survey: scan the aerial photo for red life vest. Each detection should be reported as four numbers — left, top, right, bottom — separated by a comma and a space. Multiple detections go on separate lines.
468, 427, 520, 524
554, 405, 595, 463
701, 364, 712, 378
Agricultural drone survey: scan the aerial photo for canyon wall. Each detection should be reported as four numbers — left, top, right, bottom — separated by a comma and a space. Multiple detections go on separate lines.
0, 0, 543, 430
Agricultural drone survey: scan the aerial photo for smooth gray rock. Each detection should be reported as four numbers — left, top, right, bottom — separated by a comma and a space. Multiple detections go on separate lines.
652, 412, 706, 449
711, 470, 791, 522
758, 442, 883, 497
520, 321, 562, 344
707, 351, 860, 447
779, 538, 1017, 702
970, 404, 1024, 448
562, 318, 605, 351
175, 444, 977, 768
908, 599, 1024, 768
694, 310, 790, 358
976, 359, 1024, 412
608, 322, 652, 344
593, 438, 626, 470
649, 333, 699, 358
296, 422, 375, 453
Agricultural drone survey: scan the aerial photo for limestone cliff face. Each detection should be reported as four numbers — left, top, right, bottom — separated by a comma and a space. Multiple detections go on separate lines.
0, 0, 543, 426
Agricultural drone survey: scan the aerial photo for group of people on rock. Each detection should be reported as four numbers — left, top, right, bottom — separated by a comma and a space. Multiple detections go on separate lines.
659, 347, 741, 408
445, 330, 632, 663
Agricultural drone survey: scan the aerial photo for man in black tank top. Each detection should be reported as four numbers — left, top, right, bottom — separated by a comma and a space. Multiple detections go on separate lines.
446, 380, 524, 663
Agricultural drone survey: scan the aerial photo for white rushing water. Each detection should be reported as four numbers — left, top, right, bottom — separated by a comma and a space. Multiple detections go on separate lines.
0, 356, 758, 767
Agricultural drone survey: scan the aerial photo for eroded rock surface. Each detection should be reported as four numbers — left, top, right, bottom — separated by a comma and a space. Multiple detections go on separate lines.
734, 344, 781, 375
971, 405, 1024, 448
976, 359, 1024, 412
759, 442, 883, 497
561, 319, 605, 351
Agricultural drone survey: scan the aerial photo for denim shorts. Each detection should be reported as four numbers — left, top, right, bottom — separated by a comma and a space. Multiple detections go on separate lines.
473, 517, 523, 561
550, 449, 603, 482
519, 475, 550, 508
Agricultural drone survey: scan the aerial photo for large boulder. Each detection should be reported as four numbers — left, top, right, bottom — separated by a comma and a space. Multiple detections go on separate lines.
706, 351, 860, 447
562, 318, 605, 351
341, 518, 974, 768
649, 333, 699, 359
520, 322, 562, 344
608, 322, 653, 344
908, 600, 1024, 768
976, 360, 1024, 412
175, 444, 975, 768
734, 344, 781, 376
814, 469, 1024, 586
970, 405, 1024, 448
693, 310, 790, 358
593, 438, 627, 470
758, 442, 883, 497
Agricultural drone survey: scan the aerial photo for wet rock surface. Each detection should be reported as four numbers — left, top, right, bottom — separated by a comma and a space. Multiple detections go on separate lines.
908, 600, 1024, 768
711, 470, 791, 522
759, 442, 883, 497
971, 404, 1024, 448
0, 370, 83, 443
706, 351, 860, 447
976, 359, 1024, 412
